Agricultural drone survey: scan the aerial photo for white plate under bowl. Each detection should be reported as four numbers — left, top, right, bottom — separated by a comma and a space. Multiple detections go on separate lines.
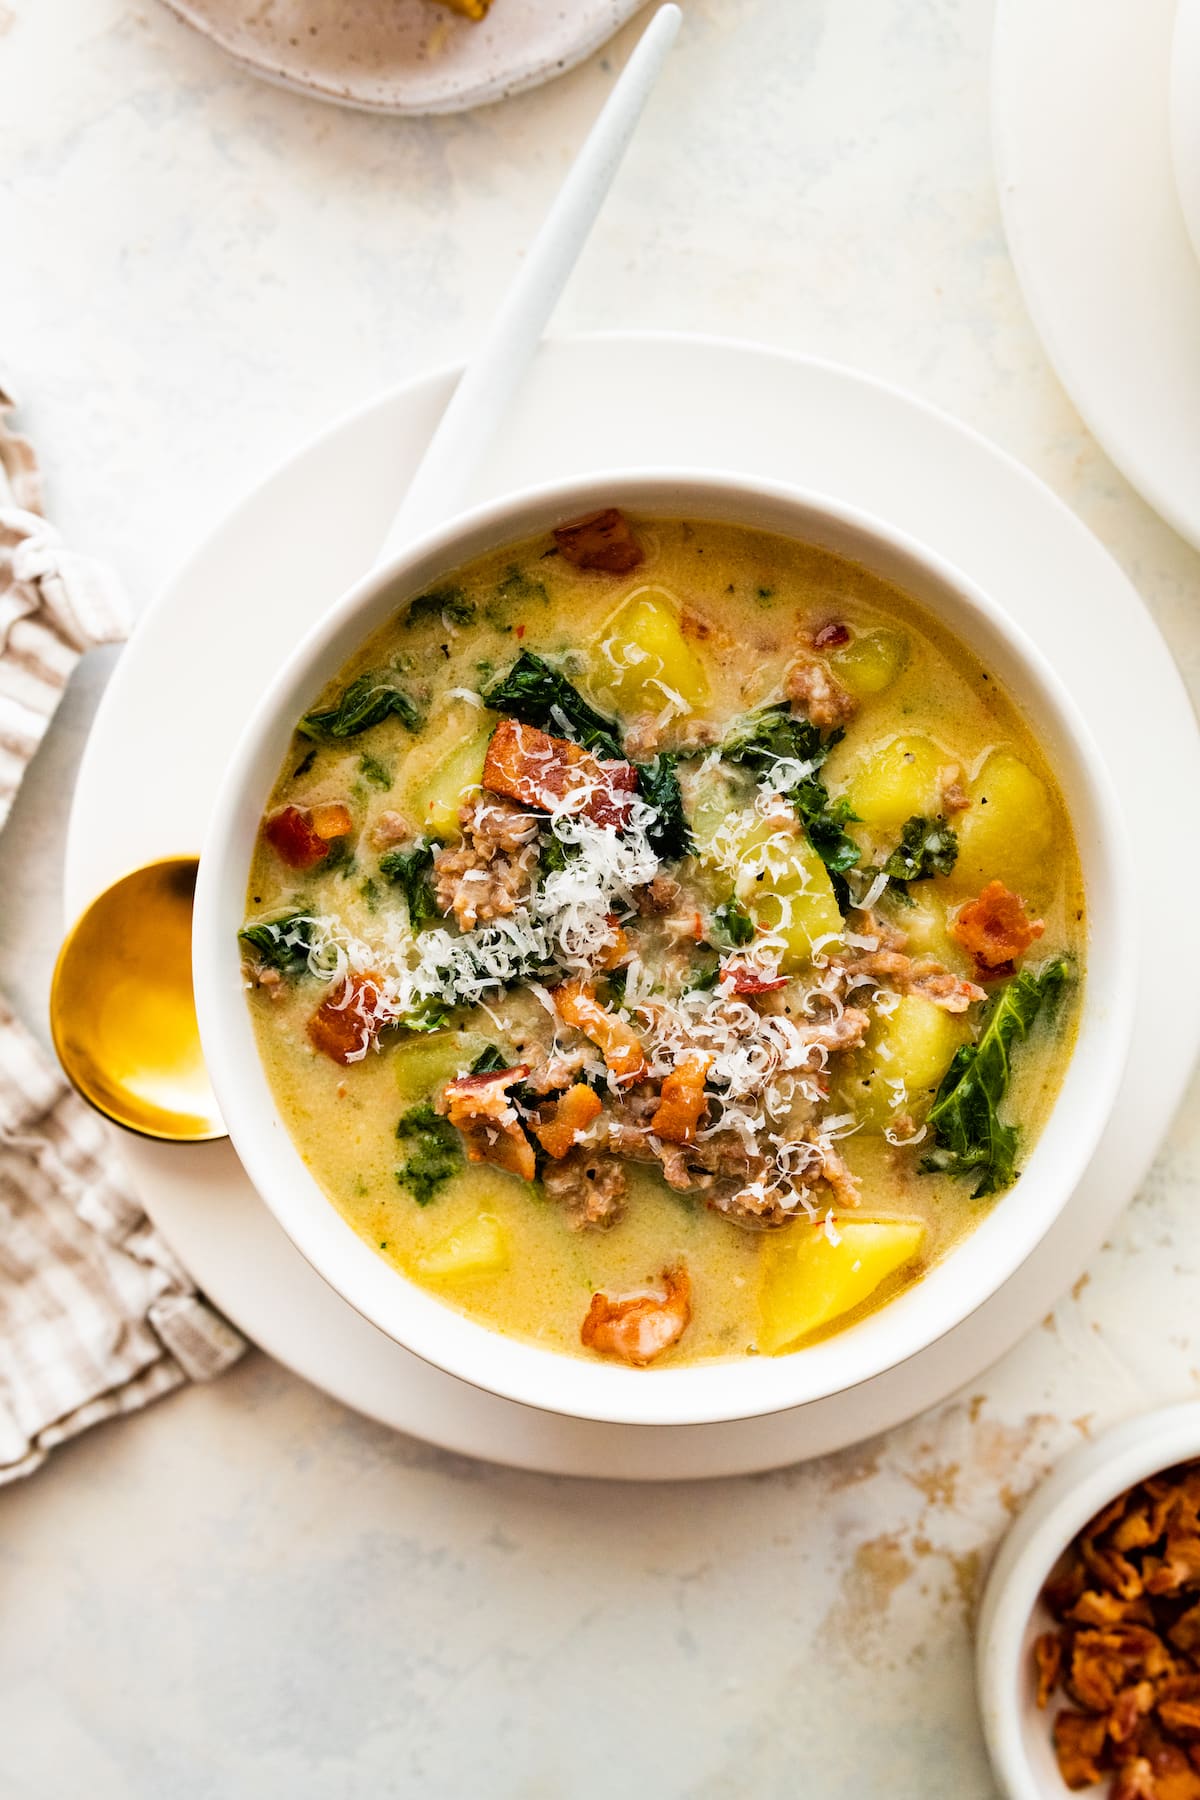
160, 0, 649, 116
977, 1401, 1200, 1799
64, 332, 1200, 1479
993, 0, 1200, 551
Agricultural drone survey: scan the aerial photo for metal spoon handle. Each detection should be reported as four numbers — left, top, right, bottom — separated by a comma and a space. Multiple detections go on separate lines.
373, 2, 682, 567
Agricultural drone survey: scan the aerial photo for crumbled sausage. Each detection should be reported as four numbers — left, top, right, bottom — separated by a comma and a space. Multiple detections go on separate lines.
784, 654, 857, 729
542, 1150, 628, 1230
432, 796, 539, 931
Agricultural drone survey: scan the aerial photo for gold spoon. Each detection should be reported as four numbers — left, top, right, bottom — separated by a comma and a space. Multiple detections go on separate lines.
49, 856, 226, 1143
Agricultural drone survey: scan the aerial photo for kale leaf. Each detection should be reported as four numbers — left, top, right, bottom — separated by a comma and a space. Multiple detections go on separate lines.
395, 1104, 461, 1204
881, 814, 958, 894
636, 753, 695, 859
404, 586, 476, 629
712, 897, 755, 948
920, 957, 1071, 1199
239, 911, 316, 975
358, 753, 393, 791
300, 670, 422, 740
721, 704, 861, 897
378, 838, 441, 929
470, 1045, 509, 1075
483, 651, 624, 759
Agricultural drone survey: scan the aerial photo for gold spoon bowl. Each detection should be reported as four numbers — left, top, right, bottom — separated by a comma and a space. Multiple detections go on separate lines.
50, 856, 226, 1143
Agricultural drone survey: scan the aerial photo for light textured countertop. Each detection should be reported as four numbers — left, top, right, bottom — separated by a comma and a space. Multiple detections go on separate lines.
1, 3, 1197, 1796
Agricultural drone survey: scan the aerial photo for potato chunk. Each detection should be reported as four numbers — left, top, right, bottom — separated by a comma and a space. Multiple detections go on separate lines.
758, 1219, 926, 1353
410, 721, 493, 837
416, 1213, 509, 1283
852, 994, 968, 1128
829, 629, 909, 698
843, 735, 949, 832
714, 811, 842, 969
951, 750, 1055, 891
594, 590, 710, 714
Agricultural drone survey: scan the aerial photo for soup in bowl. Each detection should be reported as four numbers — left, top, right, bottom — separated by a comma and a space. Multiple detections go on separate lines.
193, 473, 1134, 1426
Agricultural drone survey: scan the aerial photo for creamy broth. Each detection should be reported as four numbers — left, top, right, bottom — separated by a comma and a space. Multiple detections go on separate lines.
243, 513, 1083, 1368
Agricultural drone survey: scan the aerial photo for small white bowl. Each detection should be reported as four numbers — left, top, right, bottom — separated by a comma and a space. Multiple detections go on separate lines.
977, 1401, 1200, 1799
192, 469, 1137, 1428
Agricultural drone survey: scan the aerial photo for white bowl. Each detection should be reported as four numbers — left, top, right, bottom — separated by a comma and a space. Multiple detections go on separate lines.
1172, 0, 1200, 266
977, 1401, 1200, 1799
192, 469, 1137, 1428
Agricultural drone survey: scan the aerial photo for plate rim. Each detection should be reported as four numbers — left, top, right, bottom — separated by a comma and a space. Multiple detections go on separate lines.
65, 328, 1200, 1478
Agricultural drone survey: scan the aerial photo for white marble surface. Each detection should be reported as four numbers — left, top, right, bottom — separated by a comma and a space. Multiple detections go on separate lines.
0, 2, 1197, 1795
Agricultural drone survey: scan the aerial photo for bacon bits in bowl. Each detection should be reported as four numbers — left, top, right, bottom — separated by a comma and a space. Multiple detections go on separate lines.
192, 472, 1135, 1427
978, 1404, 1200, 1799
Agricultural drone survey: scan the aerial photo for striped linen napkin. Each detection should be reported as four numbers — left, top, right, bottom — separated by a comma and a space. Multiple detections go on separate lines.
0, 384, 244, 1482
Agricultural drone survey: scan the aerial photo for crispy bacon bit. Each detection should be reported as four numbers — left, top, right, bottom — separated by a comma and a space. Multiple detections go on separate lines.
953, 880, 1045, 971
308, 974, 383, 1065
597, 920, 630, 971
553, 508, 644, 575
726, 963, 789, 996
482, 719, 637, 830
534, 1083, 604, 1160
264, 804, 344, 870
784, 653, 857, 729
554, 979, 647, 1084
812, 619, 851, 650
443, 1065, 536, 1182
580, 1266, 691, 1366
1036, 1459, 1200, 1798
651, 1051, 713, 1145
310, 802, 352, 841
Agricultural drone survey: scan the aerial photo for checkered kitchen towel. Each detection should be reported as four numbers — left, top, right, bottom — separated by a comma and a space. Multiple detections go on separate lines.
0, 384, 244, 1482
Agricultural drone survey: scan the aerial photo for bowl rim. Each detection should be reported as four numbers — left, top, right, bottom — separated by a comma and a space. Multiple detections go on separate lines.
976, 1401, 1200, 1800
192, 466, 1138, 1428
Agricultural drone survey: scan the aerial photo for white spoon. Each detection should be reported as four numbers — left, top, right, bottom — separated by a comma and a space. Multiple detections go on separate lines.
375, 1, 682, 563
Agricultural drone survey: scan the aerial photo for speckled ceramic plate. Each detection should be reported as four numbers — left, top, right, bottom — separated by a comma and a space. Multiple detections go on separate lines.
160, 0, 651, 115
64, 333, 1200, 1480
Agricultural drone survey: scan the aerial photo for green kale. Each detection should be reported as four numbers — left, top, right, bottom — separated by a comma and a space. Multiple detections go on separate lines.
686, 954, 721, 993
920, 957, 1071, 1199
470, 1045, 509, 1075
300, 670, 422, 741
404, 585, 476, 629
483, 651, 623, 760
395, 1104, 461, 1204
291, 748, 317, 780
712, 897, 755, 948
238, 911, 316, 976
492, 566, 549, 612
378, 838, 441, 929
539, 830, 574, 880
881, 815, 958, 895
721, 704, 860, 900
637, 753, 694, 860
358, 753, 393, 791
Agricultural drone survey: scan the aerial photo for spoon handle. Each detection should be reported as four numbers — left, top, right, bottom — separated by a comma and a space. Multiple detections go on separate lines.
373, 2, 682, 568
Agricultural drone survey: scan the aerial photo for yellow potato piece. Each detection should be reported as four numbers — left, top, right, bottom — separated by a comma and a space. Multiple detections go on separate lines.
411, 721, 492, 837
758, 1219, 927, 1353
852, 994, 968, 1128
830, 629, 909, 698
706, 809, 843, 967
594, 589, 710, 714
843, 734, 949, 832
416, 1212, 509, 1284
394, 1030, 497, 1107
951, 750, 1055, 891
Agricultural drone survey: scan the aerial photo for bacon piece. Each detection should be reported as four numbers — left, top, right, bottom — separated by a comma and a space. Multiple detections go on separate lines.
811, 619, 851, 650
553, 507, 644, 575
1052, 1710, 1108, 1789
580, 1267, 691, 1366
952, 879, 1045, 971
308, 973, 384, 1065
1034, 1632, 1062, 1708
482, 719, 637, 829
442, 1064, 536, 1182
651, 1051, 713, 1145
597, 919, 630, 971
553, 979, 647, 1084
264, 804, 347, 870
534, 1083, 603, 1160
726, 963, 789, 996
